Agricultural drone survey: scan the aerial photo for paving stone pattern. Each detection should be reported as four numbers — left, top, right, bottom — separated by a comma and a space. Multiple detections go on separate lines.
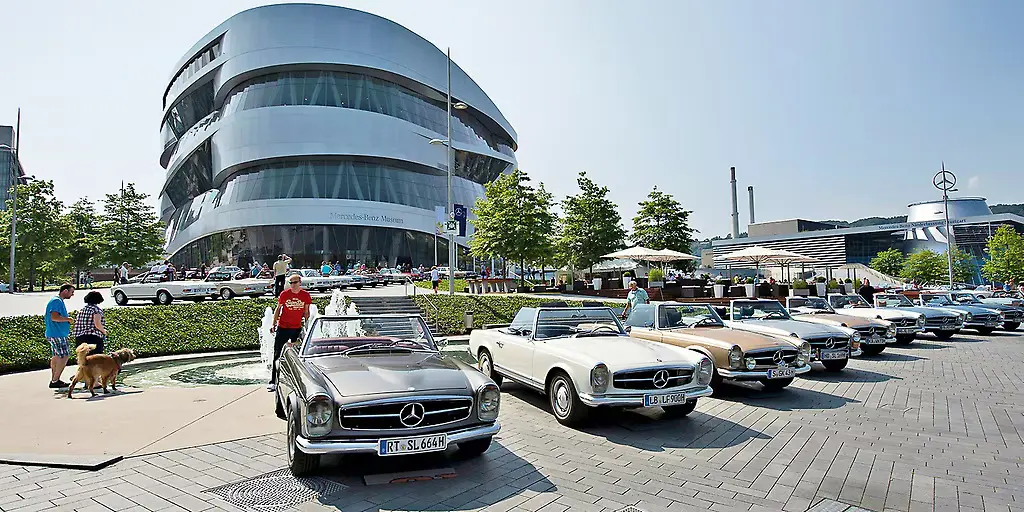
2, 332, 1022, 512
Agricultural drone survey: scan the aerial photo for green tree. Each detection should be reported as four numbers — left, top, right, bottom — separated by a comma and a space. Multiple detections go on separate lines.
900, 250, 946, 285
950, 247, 976, 284
869, 248, 906, 277
470, 170, 557, 287
557, 171, 626, 276
97, 183, 165, 267
982, 225, 1024, 285
630, 186, 697, 270
65, 198, 101, 285
0, 180, 71, 291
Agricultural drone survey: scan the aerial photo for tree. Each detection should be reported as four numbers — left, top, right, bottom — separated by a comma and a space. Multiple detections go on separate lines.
900, 250, 946, 285
65, 198, 101, 285
869, 248, 906, 277
982, 225, 1024, 285
557, 172, 626, 276
630, 186, 697, 270
0, 180, 71, 291
97, 182, 165, 268
470, 170, 557, 286
950, 247, 976, 284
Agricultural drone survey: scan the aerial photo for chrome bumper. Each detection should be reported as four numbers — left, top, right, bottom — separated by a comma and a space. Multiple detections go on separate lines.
578, 386, 713, 406
295, 422, 500, 455
718, 364, 811, 380
895, 326, 925, 334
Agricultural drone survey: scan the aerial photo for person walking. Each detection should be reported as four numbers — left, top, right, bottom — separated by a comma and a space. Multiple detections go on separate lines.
45, 284, 75, 389
73, 291, 108, 356
268, 274, 312, 391
320, 261, 332, 277
621, 280, 649, 319
273, 254, 292, 296
858, 278, 876, 304
430, 266, 440, 293
118, 262, 130, 284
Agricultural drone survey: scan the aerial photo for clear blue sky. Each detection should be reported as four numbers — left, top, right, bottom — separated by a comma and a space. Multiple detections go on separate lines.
1, 0, 1021, 238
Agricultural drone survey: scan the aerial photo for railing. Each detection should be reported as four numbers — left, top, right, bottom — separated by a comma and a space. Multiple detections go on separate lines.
402, 275, 442, 335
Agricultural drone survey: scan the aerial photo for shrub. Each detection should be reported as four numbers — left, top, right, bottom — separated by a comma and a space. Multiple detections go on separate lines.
853, 278, 863, 288
414, 279, 470, 292
793, 279, 809, 289
744, 277, 755, 284
827, 279, 840, 289
715, 279, 731, 286
815, 276, 827, 283
412, 295, 620, 335
844, 278, 853, 284
648, 269, 665, 282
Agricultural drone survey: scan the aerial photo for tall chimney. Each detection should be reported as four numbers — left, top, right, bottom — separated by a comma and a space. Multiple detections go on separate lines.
730, 167, 740, 239
747, 186, 755, 225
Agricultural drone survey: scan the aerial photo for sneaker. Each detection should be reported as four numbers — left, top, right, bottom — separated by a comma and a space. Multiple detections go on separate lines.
267, 384, 276, 392
48, 380, 70, 389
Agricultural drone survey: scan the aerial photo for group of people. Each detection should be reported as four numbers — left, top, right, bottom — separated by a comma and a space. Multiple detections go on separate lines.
44, 284, 108, 390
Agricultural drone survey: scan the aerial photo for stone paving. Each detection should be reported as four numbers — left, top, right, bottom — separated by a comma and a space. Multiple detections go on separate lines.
2, 330, 1023, 512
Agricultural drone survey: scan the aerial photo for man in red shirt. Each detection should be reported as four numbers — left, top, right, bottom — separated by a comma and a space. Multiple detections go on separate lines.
268, 274, 312, 391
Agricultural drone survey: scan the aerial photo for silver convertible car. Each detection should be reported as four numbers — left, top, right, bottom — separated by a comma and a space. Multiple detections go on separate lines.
274, 314, 500, 476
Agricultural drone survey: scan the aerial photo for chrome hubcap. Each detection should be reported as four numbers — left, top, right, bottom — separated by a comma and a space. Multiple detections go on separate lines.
222, 289, 230, 299
480, 355, 490, 375
553, 380, 570, 416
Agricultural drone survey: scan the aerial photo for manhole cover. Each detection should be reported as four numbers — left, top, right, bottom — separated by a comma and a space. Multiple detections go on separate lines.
614, 506, 647, 512
206, 469, 347, 511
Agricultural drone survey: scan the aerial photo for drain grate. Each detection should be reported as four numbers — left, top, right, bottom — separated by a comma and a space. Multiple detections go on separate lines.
614, 506, 647, 512
205, 469, 348, 512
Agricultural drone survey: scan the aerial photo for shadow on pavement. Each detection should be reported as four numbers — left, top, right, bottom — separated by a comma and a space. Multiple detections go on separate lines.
714, 384, 858, 412
896, 341, 949, 350
866, 352, 927, 362
801, 368, 901, 384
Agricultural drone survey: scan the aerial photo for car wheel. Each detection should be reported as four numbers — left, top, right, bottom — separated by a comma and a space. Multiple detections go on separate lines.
275, 391, 286, 420
860, 345, 885, 356
355, 285, 362, 289
1002, 322, 1020, 331
113, 291, 128, 306
548, 372, 589, 427
457, 437, 492, 457
477, 349, 502, 386
157, 291, 172, 305
287, 405, 320, 477
661, 400, 697, 418
894, 334, 915, 345
761, 378, 794, 391
933, 331, 956, 340
221, 288, 234, 300
822, 359, 848, 372
975, 327, 996, 335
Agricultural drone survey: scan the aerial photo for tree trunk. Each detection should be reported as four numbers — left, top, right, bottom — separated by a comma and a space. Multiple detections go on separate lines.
520, 258, 526, 289
28, 257, 35, 292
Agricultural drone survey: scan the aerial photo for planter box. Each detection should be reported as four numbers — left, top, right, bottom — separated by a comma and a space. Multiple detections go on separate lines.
791, 288, 810, 296
649, 280, 664, 288
828, 288, 840, 295
778, 284, 789, 296
680, 286, 699, 298
744, 284, 756, 297
814, 283, 827, 296
713, 284, 726, 298
730, 286, 746, 297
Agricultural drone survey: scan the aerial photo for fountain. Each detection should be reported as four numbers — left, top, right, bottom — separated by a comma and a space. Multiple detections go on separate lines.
325, 289, 343, 315
259, 306, 275, 371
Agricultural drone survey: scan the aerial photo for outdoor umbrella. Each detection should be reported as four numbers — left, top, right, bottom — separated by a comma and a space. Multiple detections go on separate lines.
715, 246, 817, 282
602, 246, 665, 260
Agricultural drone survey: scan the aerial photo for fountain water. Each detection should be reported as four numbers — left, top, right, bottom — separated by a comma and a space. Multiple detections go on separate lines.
259, 306, 275, 371
325, 289, 343, 315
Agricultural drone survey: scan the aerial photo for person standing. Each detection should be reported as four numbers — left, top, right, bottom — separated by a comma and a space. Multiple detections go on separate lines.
621, 280, 649, 319
430, 266, 440, 293
268, 274, 312, 391
320, 261, 332, 277
273, 254, 292, 296
858, 278, 876, 304
45, 284, 75, 389
73, 291, 108, 355
118, 262, 130, 284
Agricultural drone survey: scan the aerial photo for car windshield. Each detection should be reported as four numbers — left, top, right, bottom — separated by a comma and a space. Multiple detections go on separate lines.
301, 316, 435, 356
302, 270, 319, 277
659, 304, 724, 328
877, 294, 915, 307
830, 294, 871, 309
922, 295, 954, 306
731, 301, 791, 320
534, 308, 625, 339
952, 293, 982, 304
790, 297, 833, 312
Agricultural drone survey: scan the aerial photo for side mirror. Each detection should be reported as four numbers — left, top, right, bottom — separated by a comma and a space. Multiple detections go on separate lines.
435, 338, 449, 348
624, 325, 632, 333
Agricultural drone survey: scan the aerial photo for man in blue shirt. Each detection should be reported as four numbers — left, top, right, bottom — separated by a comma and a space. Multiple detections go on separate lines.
622, 280, 650, 319
45, 283, 75, 389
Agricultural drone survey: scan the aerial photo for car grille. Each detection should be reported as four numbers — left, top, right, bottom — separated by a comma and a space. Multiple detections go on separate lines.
925, 316, 959, 328
339, 398, 472, 430
854, 326, 886, 337
613, 367, 693, 390
804, 336, 849, 350
890, 318, 917, 328
1002, 310, 1021, 321
746, 348, 800, 369
972, 314, 997, 324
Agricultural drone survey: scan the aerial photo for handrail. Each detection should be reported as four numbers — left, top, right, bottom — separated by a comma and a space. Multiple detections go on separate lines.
402, 275, 442, 335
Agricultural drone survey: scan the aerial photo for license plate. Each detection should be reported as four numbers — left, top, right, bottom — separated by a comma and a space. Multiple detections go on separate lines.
378, 434, 447, 456
865, 335, 885, 344
644, 393, 688, 407
939, 324, 955, 331
896, 327, 916, 333
819, 349, 847, 360
988, 321, 1000, 327
766, 367, 795, 379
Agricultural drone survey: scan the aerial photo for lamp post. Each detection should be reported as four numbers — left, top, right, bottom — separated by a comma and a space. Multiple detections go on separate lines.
429, 47, 469, 295
3, 144, 33, 294
933, 164, 957, 288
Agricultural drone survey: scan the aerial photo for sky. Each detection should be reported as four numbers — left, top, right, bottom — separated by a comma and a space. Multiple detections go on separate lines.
1, 0, 1022, 239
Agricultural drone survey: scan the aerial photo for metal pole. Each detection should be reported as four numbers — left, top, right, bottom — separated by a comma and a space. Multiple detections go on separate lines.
944, 187, 954, 288
446, 48, 455, 295
8, 109, 20, 293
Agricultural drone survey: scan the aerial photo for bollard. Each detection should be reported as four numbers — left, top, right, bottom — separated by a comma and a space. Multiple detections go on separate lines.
464, 311, 474, 332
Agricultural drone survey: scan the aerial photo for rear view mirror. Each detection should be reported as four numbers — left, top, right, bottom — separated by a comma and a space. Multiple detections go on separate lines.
436, 338, 449, 348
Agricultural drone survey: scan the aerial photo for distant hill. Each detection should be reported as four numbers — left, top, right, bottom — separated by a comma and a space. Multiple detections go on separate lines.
991, 203, 1024, 216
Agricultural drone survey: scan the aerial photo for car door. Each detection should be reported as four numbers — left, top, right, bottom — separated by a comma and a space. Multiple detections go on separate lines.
132, 273, 157, 299
494, 309, 537, 384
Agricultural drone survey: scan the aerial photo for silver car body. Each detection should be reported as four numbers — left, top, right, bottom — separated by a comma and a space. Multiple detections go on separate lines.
825, 294, 925, 335
722, 300, 854, 364
111, 271, 216, 304
872, 293, 965, 334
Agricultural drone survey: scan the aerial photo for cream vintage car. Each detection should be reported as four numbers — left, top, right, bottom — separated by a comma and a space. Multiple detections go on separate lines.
469, 306, 714, 426
624, 303, 811, 391
787, 297, 893, 356
111, 271, 216, 305
826, 294, 925, 344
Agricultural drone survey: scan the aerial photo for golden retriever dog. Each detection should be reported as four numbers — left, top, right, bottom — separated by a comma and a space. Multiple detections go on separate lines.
67, 344, 136, 398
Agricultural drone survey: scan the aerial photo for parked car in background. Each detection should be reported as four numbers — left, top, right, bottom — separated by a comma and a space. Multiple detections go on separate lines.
787, 297, 893, 356
916, 293, 1003, 335
288, 269, 333, 293
379, 268, 404, 284
718, 300, 854, 372
873, 293, 964, 340
470, 306, 714, 426
988, 290, 1024, 307
204, 270, 273, 299
345, 272, 369, 289
437, 266, 468, 278
826, 294, 924, 344
625, 303, 810, 390
946, 291, 1021, 331
275, 314, 500, 476
111, 271, 216, 305
323, 272, 354, 290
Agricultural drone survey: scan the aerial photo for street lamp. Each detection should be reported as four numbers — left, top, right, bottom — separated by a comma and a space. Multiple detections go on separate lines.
933, 163, 958, 288
428, 47, 470, 295
2, 142, 33, 293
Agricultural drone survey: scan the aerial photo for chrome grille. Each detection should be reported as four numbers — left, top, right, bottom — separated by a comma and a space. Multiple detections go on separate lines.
854, 326, 885, 336
804, 336, 849, 349
925, 316, 959, 328
746, 348, 800, 369
891, 318, 917, 327
613, 367, 693, 390
339, 398, 472, 430
1002, 310, 1021, 321
972, 314, 997, 323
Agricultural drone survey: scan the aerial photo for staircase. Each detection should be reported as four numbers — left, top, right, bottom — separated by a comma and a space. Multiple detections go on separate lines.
348, 296, 441, 337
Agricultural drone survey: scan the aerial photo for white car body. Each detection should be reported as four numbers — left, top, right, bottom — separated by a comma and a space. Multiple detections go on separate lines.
826, 294, 925, 336
203, 270, 273, 299
437, 266, 467, 278
720, 300, 856, 366
111, 272, 216, 305
289, 269, 333, 292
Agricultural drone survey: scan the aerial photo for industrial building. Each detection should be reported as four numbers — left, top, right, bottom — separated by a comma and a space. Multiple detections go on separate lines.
0, 125, 26, 211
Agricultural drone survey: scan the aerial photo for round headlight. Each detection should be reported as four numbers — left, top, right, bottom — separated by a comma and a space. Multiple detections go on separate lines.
728, 347, 743, 369
744, 357, 756, 370
851, 331, 862, 342
591, 363, 609, 393
305, 397, 333, 437
917, 316, 926, 327
886, 325, 896, 337
966, 313, 973, 321
697, 358, 714, 386
478, 384, 500, 421
797, 342, 811, 365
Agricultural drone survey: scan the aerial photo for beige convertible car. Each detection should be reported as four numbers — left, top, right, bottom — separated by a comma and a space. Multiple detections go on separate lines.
624, 302, 811, 391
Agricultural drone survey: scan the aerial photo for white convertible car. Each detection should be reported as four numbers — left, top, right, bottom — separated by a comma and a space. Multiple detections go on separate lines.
111, 272, 216, 305
469, 306, 714, 427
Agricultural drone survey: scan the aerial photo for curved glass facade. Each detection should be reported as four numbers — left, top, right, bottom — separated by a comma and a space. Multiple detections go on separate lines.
221, 70, 515, 158
162, 141, 213, 210
164, 39, 223, 109
161, 81, 215, 150
168, 225, 468, 270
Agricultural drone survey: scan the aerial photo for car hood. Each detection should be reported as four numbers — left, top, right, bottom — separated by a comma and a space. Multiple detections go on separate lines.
882, 306, 957, 318
659, 327, 795, 351
308, 352, 470, 398
964, 302, 1018, 312
726, 319, 846, 339
928, 304, 1001, 315
543, 335, 702, 369
830, 307, 917, 321
791, 312, 880, 329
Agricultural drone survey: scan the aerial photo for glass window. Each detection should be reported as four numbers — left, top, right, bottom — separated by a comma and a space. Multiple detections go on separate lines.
508, 308, 537, 335
164, 38, 223, 109
624, 305, 656, 328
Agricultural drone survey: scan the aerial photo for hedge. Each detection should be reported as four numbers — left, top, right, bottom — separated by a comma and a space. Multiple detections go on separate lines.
413, 279, 470, 292
412, 295, 620, 335
0, 297, 335, 374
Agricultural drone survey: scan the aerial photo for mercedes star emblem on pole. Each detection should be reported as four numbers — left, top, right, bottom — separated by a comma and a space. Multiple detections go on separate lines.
399, 403, 426, 427
652, 370, 670, 389
933, 169, 956, 192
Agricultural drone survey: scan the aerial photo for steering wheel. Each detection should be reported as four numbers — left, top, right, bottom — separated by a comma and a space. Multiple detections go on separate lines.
693, 317, 719, 327
764, 311, 788, 319
583, 325, 620, 335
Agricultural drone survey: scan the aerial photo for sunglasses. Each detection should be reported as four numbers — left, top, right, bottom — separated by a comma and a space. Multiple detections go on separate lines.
289, 280, 301, 284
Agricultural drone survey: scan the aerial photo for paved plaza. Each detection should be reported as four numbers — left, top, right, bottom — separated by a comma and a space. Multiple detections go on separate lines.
1, 330, 1022, 512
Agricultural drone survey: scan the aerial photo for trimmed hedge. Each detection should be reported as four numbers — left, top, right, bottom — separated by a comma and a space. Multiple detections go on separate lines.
0, 297, 334, 374
413, 279, 470, 292
412, 295, 620, 335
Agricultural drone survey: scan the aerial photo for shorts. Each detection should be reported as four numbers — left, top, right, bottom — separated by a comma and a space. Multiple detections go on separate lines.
431, 280, 440, 289
48, 337, 70, 358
